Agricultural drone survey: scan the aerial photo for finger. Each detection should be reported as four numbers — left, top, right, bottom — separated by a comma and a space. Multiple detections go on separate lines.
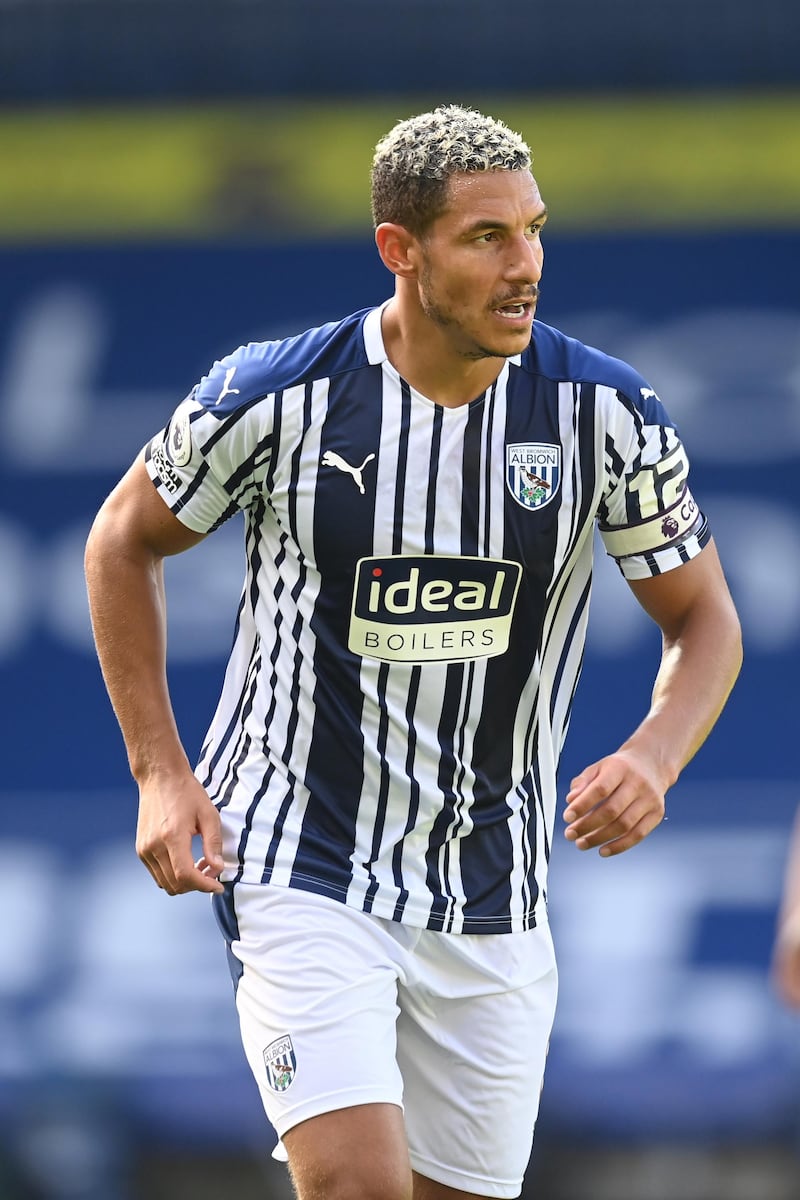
197, 806, 224, 876
564, 762, 604, 809
171, 856, 225, 894
566, 787, 662, 854
136, 839, 174, 892
141, 853, 173, 893
194, 855, 226, 891
565, 777, 645, 840
564, 762, 627, 821
594, 810, 665, 857
140, 841, 222, 896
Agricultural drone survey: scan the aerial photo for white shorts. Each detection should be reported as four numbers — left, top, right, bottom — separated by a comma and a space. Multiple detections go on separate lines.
214, 883, 558, 1199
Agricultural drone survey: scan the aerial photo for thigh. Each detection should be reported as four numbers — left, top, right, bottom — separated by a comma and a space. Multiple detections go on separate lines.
412, 1170, 489, 1199
398, 923, 558, 1199
284, 1103, 413, 1200
220, 884, 409, 1152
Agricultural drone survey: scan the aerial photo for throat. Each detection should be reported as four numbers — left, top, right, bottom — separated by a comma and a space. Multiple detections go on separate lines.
380, 298, 510, 406
401, 357, 507, 408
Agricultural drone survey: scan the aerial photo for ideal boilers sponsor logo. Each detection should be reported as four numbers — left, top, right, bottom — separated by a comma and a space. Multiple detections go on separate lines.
506, 443, 560, 510
349, 556, 522, 664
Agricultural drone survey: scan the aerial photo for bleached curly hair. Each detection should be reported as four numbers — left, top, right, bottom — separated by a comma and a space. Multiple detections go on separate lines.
371, 104, 532, 234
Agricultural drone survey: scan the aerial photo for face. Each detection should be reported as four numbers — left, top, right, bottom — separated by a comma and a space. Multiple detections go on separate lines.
414, 169, 546, 361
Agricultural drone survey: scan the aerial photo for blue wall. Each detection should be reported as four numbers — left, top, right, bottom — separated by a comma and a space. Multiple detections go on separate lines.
2, 1, 798, 100
1, 232, 798, 1151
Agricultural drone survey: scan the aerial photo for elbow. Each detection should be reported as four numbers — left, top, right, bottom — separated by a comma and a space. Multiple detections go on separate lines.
84, 502, 119, 585
717, 595, 744, 697
84, 507, 106, 584
723, 592, 744, 675
732, 614, 744, 684
84, 498, 140, 590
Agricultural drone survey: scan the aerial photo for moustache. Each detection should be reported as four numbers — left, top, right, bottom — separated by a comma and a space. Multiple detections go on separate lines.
492, 284, 540, 306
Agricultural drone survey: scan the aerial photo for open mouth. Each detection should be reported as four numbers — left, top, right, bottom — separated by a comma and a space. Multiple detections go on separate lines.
494, 301, 533, 320
493, 287, 539, 320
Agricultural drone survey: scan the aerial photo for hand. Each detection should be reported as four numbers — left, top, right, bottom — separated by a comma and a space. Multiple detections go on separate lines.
135, 769, 225, 895
772, 910, 800, 1009
563, 750, 667, 857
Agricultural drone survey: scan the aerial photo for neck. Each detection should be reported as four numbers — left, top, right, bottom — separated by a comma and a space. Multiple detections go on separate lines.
380, 298, 507, 409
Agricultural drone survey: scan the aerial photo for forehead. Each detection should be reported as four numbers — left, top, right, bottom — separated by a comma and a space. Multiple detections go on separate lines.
438, 169, 544, 228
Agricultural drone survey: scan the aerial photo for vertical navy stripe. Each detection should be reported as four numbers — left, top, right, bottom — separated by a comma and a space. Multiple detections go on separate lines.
424, 664, 466, 930
459, 396, 486, 554
295, 366, 385, 895
390, 666, 422, 922
425, 404, 444, 554
458, 370, 561, 925
360, 380, 412, 906
199, 505, 267, 795
362, 661, 392, 912
393, 381, 412, 552
482, 382, 497, 557
212, 885, 244, 991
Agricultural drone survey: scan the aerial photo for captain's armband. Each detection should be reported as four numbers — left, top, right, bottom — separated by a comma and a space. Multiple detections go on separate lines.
599, 486, 702, 559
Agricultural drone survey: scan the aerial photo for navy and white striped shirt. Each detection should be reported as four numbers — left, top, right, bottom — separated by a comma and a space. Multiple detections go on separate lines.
145, 304, 709, 934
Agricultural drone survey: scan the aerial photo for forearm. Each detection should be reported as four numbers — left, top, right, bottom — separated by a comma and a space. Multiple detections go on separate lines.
620, 601, 742, 788
85, 512, 190, 783
85, 461, 223, 895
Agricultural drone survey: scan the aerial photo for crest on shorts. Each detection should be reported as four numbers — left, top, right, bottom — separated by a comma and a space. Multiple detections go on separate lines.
263, 1034, 296, 1092
506, 443, 560, 510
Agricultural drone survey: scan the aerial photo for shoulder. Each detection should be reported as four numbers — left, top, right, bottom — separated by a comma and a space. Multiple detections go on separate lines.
522, 320, 664, 420
194, 307, 375, 415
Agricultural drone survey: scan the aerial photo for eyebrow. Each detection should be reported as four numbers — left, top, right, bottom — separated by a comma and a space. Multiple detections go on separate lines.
464, 206, 549, 235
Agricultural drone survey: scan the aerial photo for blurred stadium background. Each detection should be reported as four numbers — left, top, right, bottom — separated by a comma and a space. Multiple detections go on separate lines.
1, 1, 799, 1196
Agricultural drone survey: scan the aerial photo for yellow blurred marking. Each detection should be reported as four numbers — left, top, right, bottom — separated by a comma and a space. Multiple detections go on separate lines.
1, 93, 798, 241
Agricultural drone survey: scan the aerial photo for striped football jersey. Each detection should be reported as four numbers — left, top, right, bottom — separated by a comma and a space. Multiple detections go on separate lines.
144, 303, 708, 933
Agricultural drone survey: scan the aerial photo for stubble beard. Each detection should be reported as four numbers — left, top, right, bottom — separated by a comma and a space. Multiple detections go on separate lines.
418, 265, 509, 363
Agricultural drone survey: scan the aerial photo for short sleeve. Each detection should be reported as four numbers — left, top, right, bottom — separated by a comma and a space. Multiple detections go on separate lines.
597, 385, 710, 580
143, 349, 276, 534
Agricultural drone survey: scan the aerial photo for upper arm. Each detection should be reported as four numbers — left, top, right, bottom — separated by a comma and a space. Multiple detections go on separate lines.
88, 454, 207, 562
626, 538, 740, 642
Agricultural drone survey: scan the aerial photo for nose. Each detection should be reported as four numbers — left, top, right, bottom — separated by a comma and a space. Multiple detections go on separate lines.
505, 233, 543, 285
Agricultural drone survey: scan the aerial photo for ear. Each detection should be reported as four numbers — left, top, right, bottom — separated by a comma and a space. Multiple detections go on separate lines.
375, 222, 420, 279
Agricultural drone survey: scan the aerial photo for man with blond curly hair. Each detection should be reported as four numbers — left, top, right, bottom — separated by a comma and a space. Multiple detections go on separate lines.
85, 104, 741, 1199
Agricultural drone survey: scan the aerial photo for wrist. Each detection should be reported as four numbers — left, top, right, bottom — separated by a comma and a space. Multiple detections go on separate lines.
616, 737, 680, 794
128, 739, 191, 786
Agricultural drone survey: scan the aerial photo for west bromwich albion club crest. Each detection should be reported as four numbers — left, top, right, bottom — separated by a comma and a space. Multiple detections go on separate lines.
263, 1034, 296, 1093
506, 443, 561, 510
